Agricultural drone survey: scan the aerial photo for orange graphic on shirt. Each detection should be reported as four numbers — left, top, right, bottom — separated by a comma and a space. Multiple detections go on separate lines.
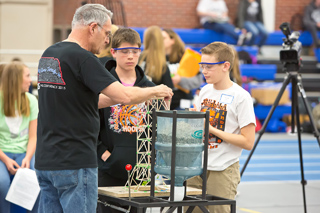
109, 103, 147, 134
200, 98, 227, 148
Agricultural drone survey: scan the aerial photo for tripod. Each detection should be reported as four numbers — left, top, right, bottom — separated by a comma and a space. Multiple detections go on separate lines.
240, 67, 320, 213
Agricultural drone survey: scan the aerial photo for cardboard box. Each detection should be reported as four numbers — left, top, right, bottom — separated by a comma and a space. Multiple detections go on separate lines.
251, 88, 290, 105
283, 114, 310, 126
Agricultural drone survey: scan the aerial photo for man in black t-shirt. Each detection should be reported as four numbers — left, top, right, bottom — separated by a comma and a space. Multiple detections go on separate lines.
35, 4, 172, 213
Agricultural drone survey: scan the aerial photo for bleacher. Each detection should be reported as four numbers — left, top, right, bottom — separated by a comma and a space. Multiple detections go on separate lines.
131, 27, 320, 132
132, 27, 319, 48
132, 27, 282, 80
132, 27, 319, 82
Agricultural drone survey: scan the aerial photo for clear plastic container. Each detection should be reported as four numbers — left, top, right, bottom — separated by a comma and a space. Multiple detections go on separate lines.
154, 111, 205, 186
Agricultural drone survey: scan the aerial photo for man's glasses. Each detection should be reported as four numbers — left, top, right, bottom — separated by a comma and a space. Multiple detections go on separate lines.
97, 23, 112, 39
199, 61, 226, 71
113, 47, 141, 56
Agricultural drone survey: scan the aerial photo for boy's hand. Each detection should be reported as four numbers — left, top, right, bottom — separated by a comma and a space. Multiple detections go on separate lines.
101, 150, 111, 161
189, 104, 198, 111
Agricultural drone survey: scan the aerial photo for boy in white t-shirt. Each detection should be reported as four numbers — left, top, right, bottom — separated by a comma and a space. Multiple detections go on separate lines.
187, 42, 256, 213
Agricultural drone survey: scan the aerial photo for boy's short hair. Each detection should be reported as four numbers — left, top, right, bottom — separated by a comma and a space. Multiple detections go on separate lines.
111, 28, 141, 48
201, 42, 235, 71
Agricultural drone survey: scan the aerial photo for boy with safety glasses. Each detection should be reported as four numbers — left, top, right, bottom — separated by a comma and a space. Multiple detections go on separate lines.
97, 28, 156, 213
187, 42, 256, 213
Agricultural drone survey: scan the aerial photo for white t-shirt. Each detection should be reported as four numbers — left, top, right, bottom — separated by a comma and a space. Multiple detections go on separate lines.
247, 1, 259, 22
196, 82, 256, 171
197, 0, 229, 25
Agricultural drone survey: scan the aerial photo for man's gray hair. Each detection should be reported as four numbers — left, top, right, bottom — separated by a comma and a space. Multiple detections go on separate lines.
71, 4, 113, 28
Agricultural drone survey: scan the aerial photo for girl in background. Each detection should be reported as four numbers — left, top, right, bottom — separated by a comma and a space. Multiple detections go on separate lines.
237, 0, 268, 50
0, 62, 39, 213
97, 24, 119, 65
162, 28, 203, 109
163, 28, 185, 65
139, 26, 174, 89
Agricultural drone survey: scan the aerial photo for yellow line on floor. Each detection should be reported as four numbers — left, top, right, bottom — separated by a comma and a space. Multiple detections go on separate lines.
238, 207, 262, 213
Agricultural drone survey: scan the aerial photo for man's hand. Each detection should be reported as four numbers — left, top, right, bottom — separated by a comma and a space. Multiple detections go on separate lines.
101, 150, 111, 161
154, 84, 173, 101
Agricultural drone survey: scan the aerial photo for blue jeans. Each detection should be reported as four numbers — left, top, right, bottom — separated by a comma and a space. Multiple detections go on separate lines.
0, 152, 39, 213
36, 168, 98, 213
244, 21, 269, 47
203, 21, 239, 41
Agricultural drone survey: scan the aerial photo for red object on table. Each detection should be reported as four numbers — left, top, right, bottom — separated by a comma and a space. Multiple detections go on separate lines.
125, 164, 132, 171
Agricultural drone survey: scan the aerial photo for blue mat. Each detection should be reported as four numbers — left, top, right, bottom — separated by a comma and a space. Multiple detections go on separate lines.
240, 139, 320, 182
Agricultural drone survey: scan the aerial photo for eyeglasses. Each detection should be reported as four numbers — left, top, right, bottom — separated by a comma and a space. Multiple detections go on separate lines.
97, 23, 112, 39
113, 47, 141, 56
199, 61, 226, 71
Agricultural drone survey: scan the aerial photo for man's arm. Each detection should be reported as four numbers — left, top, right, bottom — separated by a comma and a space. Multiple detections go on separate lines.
208, 123, 255, 150
98, 81, 173, 108
98, 94, 117, 109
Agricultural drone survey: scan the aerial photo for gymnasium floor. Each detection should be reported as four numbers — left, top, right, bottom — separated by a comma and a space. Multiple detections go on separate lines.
236, 132, 320, 213
145, 132, 320, 213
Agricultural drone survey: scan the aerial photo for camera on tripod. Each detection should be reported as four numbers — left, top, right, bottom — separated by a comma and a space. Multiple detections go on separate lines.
279, 22, 302, 71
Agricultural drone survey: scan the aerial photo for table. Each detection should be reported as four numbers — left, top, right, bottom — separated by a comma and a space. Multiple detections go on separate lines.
98, 186, 236, 213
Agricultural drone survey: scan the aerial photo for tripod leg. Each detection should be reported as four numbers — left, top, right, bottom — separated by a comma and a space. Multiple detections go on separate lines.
292, 78, 307, 213
241, 74, 292, 177
297, 78, 320, 147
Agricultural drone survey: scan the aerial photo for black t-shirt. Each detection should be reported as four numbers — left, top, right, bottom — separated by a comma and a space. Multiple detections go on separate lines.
35, 42, 117, 170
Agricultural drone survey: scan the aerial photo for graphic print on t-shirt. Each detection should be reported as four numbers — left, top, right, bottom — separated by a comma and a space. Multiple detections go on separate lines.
200, 98, 227, 148
109, 103, 147, 134
38, 57, 65, 85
